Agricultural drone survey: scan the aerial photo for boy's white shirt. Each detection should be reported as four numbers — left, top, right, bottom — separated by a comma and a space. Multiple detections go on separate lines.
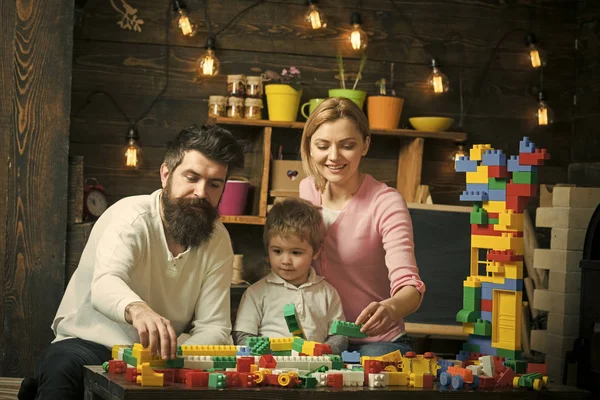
233, 267, 345, 342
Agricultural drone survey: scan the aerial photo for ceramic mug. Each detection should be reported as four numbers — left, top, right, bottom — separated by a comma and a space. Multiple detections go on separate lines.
301, 98, 326, 119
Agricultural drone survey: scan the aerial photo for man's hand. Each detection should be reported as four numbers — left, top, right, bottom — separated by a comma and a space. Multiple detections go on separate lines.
126, 302, 177, 360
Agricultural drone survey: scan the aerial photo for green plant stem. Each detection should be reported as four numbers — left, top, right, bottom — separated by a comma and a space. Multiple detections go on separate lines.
336, 53, 346, 89
352, 53, 367, 90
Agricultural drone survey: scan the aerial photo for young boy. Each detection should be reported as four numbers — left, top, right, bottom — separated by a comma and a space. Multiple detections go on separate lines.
232, 198, 348, 354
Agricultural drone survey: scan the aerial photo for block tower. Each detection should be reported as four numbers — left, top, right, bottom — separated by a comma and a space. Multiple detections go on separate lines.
454, 137, 550, 359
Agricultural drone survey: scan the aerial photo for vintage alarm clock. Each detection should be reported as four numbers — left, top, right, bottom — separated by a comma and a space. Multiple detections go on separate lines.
83, 178, 108, 219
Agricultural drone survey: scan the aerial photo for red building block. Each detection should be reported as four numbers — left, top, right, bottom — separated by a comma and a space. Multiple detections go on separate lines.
488, 166, 509, 178
527, 363, 547, 375
472, 224, 503, 236
238, 372, 258, 387
364, 360, 383, 385
507, 182, 538, 197
422, 373, 434, 389
154, 369, 175, 385
495, 367, 515, 387
265, 374, 280, 386
487, 250, 523, 262
327, 373, 344, 388
314, 343, 333, 356
125, 367, 138, 382
185, 371, 209, 387
108, 360, 127, 374
237, 356, 254, 373
519, 149, 550, 166
259, 354, 277, 368
224, 372, 240, 387
493, 357, 506, 374
479, 376, 496, 388
175, 369, 193, 383
506, 195, 529, 212
481, 299, 493, 312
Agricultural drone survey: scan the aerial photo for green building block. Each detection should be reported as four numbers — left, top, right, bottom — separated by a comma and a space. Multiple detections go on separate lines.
329, 320, 367, 338
122, 349, 137, 367
306, 365, 329, 376
512, 171, 538, 184
327, 355, 343, 370
208, 373, 226, 388
272, 350, 292, 356
504, 360, 528, 374
488, 218, 499, 224
473, 319, 492, 336
496, 348, 522, 360
300, 376, 318, 388
292, 337, 305, 353
463, 287, 481, 311
212, 356, 237, 369
165, 357, 184, 368
284, 303, 306, 338
250, 342, 271, 356
177, 346, 182, 356
470, 205, 488, 224
456, 309, 480, 323
246, 336, 269, 347
462, 343, 481, 353
102, 361, 109, 372
488, 178, 508, 190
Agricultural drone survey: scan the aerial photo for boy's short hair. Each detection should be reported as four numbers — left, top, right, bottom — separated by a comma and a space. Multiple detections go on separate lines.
263, 198, 324, 254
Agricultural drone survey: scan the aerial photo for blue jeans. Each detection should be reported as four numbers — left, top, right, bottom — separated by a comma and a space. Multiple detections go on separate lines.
348, 335, 413, 357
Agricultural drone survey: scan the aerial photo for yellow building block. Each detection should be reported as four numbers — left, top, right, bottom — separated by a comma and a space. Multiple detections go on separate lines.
487, 261, 505, 275
470, 144, 493, 161
471, 233, 523, 254
270, 337, 294, 351
463, 322, 475, 335
301, 341, 317, 356
409, 372, 434, 388
477, 275, 510, 285
491, 290, 523, 351
504, 262, 524, 279
483, 200, 507, 213
131, 344, 165, 368
112, 345, 129, 360
495, 210, 524, 232
361, 350, 402, 366
386, 371, 410, 386
466, 165, 489, 184
463, 277, 482, 288
180, 345, 237, 356
136, 362, 164, 387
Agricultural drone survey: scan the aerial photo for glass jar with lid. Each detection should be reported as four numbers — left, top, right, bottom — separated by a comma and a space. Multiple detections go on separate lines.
227, 74, 246, 98
208, 95, 227, 118
246, 76, 263, 98
244, 98, 263, 120
227, 97, 245, 119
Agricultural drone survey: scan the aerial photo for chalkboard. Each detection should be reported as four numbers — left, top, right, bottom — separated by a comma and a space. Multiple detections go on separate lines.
404, 204, 472, 327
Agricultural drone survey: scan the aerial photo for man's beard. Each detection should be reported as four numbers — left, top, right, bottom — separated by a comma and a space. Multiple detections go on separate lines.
161, 180, 220, 248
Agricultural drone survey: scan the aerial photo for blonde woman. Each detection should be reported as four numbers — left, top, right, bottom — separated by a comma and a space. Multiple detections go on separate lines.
299, 97, 425, 356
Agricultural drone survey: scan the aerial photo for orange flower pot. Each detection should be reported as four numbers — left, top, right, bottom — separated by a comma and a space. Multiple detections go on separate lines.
367, 96, 404, 130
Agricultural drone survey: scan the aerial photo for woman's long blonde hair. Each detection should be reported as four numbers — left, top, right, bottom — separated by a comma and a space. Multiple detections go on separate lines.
300, 97, 371, 192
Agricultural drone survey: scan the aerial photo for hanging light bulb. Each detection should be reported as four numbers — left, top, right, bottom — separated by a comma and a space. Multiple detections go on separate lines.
124, 127, 143, 169
172, 0, 197, 37
306, 0, 326, 30
349, 12, 367, 51
197, 36, 220, 77
526, 33, 545, 69
428, 59, 450, 94
536, 91, 554, 126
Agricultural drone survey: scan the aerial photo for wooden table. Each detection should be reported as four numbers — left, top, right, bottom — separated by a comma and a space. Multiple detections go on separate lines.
83, 366, 591, 400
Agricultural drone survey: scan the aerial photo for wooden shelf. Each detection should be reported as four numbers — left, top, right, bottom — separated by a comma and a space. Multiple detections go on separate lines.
220, 215, 266, 225
213, 116, 467, 142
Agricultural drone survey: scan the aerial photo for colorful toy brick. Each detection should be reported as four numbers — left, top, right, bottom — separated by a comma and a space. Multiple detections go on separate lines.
136, 363, 164, 387
208, 373, 226, 389
460, 190, 488, 202
455, 156, 478, 172
482, 149, 507, 166
284, 303, 306, 338
329, 320, 367, 338
488, 165, 509, 178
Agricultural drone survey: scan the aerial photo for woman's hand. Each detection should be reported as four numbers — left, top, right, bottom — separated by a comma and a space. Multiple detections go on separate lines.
355, 301, 397, 337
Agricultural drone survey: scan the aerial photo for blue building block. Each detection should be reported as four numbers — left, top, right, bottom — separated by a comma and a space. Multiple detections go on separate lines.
460, 191, 489, 202
466, 183, 489, 192
481, 283, 493, 300
341, 351, 361, 364
467, 335, 497, 356
236, 346, 251, 356
519, 136, 536, 153
456, 350, 470, 361
488, 189, 506, 201
482, 150, 507, 166
488, 278, 523, 291
508, 155, 537, 172
480, 311, 493, 322
455, 156, 478, 172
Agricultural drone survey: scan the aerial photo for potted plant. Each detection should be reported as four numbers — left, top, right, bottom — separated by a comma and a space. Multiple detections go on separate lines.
329, 53, 367, 109
263, 66, 303, 122
367, 63, 404, 129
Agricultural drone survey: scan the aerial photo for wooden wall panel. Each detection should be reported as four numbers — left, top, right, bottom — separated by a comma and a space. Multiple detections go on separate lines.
0, 0, 74, 377
71, 0, 577, 206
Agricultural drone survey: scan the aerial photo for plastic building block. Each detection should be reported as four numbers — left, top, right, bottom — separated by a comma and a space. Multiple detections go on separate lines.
185, 371, 209, 387
471, 224, 502, 236
466, 183, 489, 192
153, 369, 175, 385
496, 348, 521, 359
460, 190, 488, 202
327, 354, 344, 370
519, 149, 550, 166
300, 376, 318, 388
508, 155, 537, 172
471, 206, 489, 224
456, 309, 480, 323
259, 354, 277, 368
238, 372, 257, 388
480, 311, 493, 322
471, 233, 524, 254
507, 182, 537, 197
341, 350, 361, 364
455, 156, 478, 172
495, 367, 516, 387
208, 373, 226, 389
313, 343, 332, 356
107, 360, 127, 374
488, 165, 509, 178
292, 336, 305, 353
474, 319, 492, 336
496, 210, 524, 231
327, 373, 343, 388
482, 149, 507, 166
506, 195, 529, 212
165, 357, 183, 369
236, 346, 251, 356
125, 367, 138, 382
212, 356, 237, 370
469, 144, 493, 161
519, 137, 535, 153
527, 363, 547, 374
513, 372, 549, 391
463, 286, 481, 311
466, 165, 489, 184
136, 363, 164, 387
329, 320, 367, 338
284, 304, 306, 338
504, 359, 528, 374
488, 189, 506, 201
481, 299, 493, 312
512, 171, 538, 184
269, 337, 293, 351
482, 200, 507, 213
488, 177, 508, 190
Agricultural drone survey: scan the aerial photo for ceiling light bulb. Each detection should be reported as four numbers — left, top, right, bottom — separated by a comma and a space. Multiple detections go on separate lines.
349, 12, 367, 51
124, 128, 143, 169
428, 59, 449, 94
197, 37, 220, 77
173, 0, 197, 37
536, 92, 554, 126
526, 33, 545, 69
306, 1, 326, 29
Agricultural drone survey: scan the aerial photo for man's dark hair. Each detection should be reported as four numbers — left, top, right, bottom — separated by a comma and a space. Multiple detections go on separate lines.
164, 124, 245, 175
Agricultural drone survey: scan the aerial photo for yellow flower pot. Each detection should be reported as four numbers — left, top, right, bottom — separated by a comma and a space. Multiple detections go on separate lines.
265, 84, 302, 122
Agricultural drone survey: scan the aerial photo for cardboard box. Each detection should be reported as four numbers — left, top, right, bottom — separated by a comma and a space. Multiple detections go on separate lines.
271, 160, 306, 193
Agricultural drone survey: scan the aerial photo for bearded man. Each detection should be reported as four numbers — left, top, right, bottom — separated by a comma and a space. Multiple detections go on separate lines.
19, 125, 244, 400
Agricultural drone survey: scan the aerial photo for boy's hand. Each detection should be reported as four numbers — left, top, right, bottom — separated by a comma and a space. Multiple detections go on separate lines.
355, 301, 396, 337
126, 302, 177, 360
